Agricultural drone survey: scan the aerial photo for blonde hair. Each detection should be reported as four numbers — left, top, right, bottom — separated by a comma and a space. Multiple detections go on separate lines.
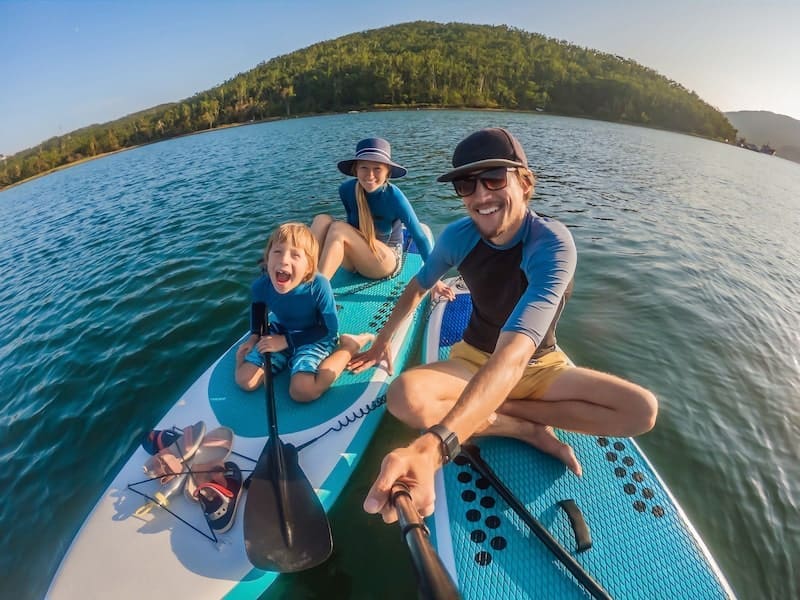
352, 161, 390, 255
515, 167, 536, 201
265, 222, 319, 283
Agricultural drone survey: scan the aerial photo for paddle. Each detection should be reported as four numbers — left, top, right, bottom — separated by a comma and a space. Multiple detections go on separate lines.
391, 482, 461, 600
459, 444, 613, 600
243, 304, 333, 571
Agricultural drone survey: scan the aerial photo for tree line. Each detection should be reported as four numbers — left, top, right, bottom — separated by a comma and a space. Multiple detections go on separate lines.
1, 21, 737, 189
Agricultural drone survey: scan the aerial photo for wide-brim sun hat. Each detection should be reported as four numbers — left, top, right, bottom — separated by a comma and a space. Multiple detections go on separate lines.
337, 137, 408, 178
437, 127, 528, 182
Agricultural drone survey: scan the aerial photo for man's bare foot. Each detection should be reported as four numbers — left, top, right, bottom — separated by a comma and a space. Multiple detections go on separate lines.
339, 332, 375, 353
479, 414, 582, 476
526, 423, 582, 476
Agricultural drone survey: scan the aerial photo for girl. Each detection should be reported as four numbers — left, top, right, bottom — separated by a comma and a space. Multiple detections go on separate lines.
235, 222, 372, 402
311, 137, 433, 279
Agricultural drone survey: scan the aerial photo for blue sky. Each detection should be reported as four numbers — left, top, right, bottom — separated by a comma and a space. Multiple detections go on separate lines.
1, 0, 798, 155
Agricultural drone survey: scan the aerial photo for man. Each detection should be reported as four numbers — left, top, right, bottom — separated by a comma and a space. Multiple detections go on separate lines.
348, 127, 658, 523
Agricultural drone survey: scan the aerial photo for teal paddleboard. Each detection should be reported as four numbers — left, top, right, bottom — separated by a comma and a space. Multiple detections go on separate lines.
47, 227, 432, 599
423, 277, 736, 599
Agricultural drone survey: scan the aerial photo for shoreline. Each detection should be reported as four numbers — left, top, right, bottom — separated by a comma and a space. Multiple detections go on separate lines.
0, 119, 282, 193
1, 107, 750, 192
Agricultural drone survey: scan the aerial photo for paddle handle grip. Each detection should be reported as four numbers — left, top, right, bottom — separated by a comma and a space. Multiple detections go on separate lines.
391, 483, 460, 600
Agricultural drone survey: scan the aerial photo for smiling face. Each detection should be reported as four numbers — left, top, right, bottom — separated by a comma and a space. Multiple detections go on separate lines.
459, 168, 532, 245
355, 160, 390, 193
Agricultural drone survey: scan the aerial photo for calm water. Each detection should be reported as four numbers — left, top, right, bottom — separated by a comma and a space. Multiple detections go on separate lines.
1, 111, 798, 599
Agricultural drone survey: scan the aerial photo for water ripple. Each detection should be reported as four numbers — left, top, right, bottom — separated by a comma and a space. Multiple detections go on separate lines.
1, 111, 799, 599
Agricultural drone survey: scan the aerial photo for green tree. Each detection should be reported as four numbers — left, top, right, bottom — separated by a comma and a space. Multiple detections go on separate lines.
1, 21, 737, 190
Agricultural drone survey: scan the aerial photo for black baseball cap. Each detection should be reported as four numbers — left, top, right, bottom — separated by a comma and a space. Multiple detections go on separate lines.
437, 128, 528, 182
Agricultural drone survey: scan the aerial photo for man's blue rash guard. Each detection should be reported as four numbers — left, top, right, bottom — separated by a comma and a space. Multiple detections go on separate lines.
339, 179, 432, 260
249, 273, 338, 351
417, 210, 576, 358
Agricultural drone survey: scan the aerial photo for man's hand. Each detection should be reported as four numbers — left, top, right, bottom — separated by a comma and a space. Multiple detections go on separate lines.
347, 337, 393, 374
431, 280, 455, 302
363, 434, 442, 523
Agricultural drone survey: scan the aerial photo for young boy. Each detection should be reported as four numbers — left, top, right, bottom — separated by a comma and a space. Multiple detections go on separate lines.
235, 222, 372, 402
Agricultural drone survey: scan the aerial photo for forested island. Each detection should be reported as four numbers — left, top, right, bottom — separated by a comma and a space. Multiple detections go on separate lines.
1, 21, 737, 189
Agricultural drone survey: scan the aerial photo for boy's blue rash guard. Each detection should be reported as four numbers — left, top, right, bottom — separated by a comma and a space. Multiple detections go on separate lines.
339, 179, 432, 260
416, 210, 576, 357
249, 273, 338, 350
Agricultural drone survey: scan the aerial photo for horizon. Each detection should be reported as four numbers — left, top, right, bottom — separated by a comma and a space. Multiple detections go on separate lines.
2, 0, 798, 156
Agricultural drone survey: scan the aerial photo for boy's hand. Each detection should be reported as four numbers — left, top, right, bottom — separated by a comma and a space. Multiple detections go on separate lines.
236, 336, 258, 360
256, 334, 289, 353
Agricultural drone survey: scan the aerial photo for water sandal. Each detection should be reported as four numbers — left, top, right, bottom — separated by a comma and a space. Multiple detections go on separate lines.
142, 429, 181, 456
197, 461, 243, 534
142, 421, 205, 456
141, 429, 180, 455
142, 421, 206, 483
184, 426, 234, 501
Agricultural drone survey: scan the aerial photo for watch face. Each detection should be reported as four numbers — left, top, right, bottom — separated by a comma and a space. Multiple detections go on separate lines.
444, 434, 460, 461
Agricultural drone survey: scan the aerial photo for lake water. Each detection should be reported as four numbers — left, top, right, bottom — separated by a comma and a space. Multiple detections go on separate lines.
1, 110, 798, 599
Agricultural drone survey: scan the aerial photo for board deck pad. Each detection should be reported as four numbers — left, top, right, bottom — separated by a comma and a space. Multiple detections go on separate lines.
425, 278, 735, 599
47, 228, 431, 599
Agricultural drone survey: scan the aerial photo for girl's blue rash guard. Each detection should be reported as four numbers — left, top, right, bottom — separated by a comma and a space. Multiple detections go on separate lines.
249, 273, 338, 351
416, 210, 576, 358
339, 179, 432, 260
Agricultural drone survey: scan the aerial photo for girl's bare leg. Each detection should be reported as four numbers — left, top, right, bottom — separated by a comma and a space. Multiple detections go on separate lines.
318, 221, 396, 279
310, 214, 334, 256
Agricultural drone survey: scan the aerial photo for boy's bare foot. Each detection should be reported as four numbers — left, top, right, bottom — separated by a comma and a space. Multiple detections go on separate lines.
339, 332, 375, 353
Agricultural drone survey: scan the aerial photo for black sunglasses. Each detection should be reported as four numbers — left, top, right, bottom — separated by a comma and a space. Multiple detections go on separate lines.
452, 167, 516, 197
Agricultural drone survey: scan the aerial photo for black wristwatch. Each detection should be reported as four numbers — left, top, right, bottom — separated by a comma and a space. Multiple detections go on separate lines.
425, 424, 460, 464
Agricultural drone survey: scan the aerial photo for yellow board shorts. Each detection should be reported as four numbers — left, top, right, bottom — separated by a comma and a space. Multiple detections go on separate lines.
449, 340, 571, 399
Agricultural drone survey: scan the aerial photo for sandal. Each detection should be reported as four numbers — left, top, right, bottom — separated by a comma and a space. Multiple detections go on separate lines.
142, 421, 206, 483
197, 461, 243, 534
142, 429, 179, 455
184, 426, 234, 501
142, 421, 205, 455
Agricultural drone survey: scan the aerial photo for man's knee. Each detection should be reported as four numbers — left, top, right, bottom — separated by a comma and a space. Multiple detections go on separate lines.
386, 373, 425, 423
633, 388, 658, 434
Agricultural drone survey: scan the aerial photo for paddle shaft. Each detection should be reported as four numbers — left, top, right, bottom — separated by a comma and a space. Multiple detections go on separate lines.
391, 483, 460, 600
262, 317, 293, 548
460, 444, 613, 600
242, 304, 332, 572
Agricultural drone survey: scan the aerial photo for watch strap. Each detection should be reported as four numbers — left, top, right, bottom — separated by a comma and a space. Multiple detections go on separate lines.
426, 424, 460, 464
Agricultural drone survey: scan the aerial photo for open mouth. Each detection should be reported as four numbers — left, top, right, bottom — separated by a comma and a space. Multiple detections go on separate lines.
274, 269, 291, 284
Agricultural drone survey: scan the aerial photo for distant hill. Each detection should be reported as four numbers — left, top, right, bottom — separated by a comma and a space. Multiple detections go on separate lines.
725, 110, 800, 164
2, 21, 737, 189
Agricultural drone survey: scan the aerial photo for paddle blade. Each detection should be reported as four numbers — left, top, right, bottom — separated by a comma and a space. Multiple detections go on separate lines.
243, 439, 333, 572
